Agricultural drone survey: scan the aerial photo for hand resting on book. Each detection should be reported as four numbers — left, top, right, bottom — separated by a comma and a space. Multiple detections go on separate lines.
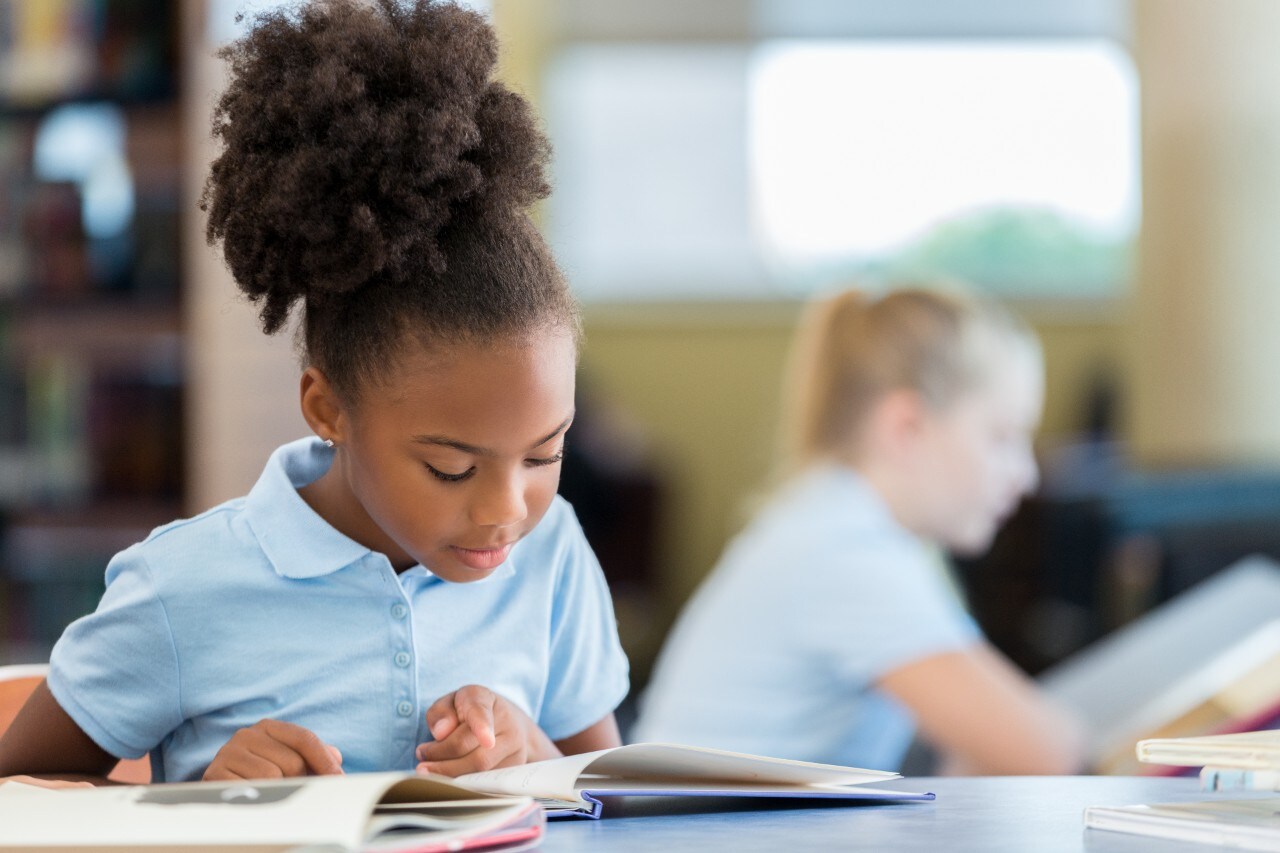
416, 685, 560, 777
203, 719, 344, 781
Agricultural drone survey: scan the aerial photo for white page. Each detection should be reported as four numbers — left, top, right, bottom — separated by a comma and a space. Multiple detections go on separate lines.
458, 750, 609, 803
0, 772, 527, 850
457, 743, 900, 805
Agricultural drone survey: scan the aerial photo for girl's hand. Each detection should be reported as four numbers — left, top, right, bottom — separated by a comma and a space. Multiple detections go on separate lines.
203, 719, 343, 781
415, 685, 560, 777
0, 776, 93, 789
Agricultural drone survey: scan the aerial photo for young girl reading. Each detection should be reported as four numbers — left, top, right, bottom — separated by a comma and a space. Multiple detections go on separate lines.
634, 287, 1086, 775
0, 0, 628, 784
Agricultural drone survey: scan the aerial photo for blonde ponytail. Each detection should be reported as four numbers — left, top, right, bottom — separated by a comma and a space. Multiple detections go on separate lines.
778, 284, 1037, 477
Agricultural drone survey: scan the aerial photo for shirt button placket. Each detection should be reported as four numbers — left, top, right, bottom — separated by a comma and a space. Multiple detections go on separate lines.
390, 594, 417, 760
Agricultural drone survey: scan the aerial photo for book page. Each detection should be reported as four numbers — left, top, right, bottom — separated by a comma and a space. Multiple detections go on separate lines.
456, 742, 899, 804
0, 772, 451, 850
581, 743, 899, 787
457, 750, 610, 804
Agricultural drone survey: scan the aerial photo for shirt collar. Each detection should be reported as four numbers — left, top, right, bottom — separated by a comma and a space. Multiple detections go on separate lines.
796, 461, 903, 532
244, 437, 518, 582
245, 437, 374, 579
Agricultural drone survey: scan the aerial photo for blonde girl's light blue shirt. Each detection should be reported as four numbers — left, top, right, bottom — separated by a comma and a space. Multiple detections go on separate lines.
633, 464, 980, 771
47, 437, 629, 782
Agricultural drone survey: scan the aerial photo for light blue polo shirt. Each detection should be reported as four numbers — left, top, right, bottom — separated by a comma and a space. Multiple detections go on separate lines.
47, 437, 629, 783
633, 464, 980, 771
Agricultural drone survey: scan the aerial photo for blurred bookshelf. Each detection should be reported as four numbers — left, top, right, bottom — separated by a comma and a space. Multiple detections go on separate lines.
0, 0, 182, 664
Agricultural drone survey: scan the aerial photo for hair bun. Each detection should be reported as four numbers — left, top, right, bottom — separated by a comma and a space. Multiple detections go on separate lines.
201, 0, 551, 334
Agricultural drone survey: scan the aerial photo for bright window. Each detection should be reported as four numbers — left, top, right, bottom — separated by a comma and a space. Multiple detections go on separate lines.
750, 40, 1140, 297
544, 39, 1139, 301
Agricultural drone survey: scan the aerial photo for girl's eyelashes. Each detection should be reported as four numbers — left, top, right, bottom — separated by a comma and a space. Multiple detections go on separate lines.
426, 446, 564, 482
526, 447, 565, 468
426, 464, 475, 483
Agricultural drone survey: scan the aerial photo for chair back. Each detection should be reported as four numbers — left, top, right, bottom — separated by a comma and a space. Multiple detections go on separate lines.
0, 664, 150, 784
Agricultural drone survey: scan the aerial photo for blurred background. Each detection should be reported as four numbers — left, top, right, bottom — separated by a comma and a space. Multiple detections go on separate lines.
2, 0, 1280, 722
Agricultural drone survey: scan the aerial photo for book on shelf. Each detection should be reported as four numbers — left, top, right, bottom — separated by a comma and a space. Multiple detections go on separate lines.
0, 771, 543, 853
452, 741, 933, 818
1084, 797, 1280, 852
1037, 556, 1280, 774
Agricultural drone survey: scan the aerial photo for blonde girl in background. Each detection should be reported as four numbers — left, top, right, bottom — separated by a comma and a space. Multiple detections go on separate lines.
634, 286, 1087, 775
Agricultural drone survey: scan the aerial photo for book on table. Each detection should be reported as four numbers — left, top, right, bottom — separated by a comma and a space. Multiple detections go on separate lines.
0, 742, 932, 848
1084, 726, 1280, 848
452, 741, 934, 818
1136, 729, 1280, 793
1137, 729, 1280, 770
1084, 797, 1280, 852
0, 771, 543, 852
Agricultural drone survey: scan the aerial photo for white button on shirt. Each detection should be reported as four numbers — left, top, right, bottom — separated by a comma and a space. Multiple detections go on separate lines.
48, 437, 629, 782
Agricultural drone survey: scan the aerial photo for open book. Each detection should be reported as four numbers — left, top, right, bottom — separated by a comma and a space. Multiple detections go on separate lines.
1084, 797, 1280, 851
1038, 556, 1280, 773
0, 771, 542, 852
452, 742, 934, 818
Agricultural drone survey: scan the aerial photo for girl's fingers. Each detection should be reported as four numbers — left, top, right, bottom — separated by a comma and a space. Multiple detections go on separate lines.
424, 694, 460, 742
259, 720, 343, 776
416, 725, 483, 762
453, 687, 497, 750
203, 720, 343, 781
417, 742, 521, 778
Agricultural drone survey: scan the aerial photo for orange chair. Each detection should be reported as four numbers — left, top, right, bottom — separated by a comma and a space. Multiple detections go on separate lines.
0, 664, 150, 784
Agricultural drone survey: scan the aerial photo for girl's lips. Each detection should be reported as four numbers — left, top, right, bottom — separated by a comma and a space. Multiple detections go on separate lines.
450, 543, 514, 571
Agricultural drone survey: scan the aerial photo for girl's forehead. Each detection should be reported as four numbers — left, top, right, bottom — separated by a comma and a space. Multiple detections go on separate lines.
390, 332, 576, 385
361, 333, 577, 434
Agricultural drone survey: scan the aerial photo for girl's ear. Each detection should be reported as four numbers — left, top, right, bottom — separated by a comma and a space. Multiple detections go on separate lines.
299, 367, 348, 445
871, 387, 929, 458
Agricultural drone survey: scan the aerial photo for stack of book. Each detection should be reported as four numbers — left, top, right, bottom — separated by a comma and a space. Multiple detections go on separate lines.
1084, 730, 1280, 851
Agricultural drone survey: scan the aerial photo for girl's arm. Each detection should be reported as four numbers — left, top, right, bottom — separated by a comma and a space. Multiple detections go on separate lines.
876, 642, 1088, 775
0, 680, 120, 783
554, 712, 622, 754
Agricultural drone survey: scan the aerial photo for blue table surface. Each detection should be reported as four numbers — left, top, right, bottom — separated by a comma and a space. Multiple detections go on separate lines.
537, 775, 1268, 852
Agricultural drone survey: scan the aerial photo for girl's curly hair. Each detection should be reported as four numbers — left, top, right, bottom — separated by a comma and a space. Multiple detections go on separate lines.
201, 0, 576, 397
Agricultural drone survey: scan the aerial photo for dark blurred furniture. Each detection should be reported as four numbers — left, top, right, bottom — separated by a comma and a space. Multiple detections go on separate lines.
957, 455, 1280, 676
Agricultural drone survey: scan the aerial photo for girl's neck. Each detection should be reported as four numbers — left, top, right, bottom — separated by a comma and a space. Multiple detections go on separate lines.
297, 459, 417, 572
837, 451, 925, 540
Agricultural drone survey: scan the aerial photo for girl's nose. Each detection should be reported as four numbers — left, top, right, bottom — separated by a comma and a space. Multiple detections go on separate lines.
469, 473, 528, 528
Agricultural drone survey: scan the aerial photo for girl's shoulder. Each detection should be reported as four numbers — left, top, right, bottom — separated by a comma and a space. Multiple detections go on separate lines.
104, 496, 258, 588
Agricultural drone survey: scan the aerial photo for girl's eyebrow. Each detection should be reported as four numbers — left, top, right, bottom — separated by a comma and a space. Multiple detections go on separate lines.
412, 414, 574, 457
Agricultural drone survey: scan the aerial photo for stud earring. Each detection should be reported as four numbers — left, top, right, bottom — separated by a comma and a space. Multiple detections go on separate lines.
323, 438, 335, 448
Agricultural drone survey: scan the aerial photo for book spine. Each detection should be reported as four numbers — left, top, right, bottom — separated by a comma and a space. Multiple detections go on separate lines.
1200, 766, 1280, 792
